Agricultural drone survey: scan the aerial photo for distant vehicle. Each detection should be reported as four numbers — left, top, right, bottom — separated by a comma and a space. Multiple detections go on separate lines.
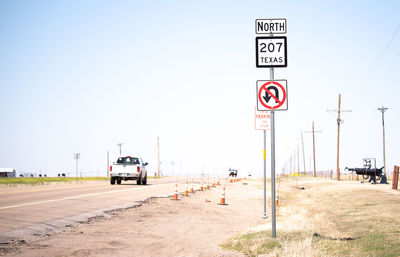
248, 172, 252, 177
110, 156, 148, 185
229, 168, 238, 177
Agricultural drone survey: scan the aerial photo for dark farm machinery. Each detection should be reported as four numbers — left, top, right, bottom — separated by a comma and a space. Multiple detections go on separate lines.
345, 158, 388, 184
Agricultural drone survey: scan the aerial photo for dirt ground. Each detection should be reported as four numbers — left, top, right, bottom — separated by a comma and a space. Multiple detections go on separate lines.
0, 179, 268, 257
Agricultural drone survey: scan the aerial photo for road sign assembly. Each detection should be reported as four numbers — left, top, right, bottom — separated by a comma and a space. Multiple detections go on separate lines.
256, 36, 287, 68
257, 80, 288, 111
254, 17, 288, 239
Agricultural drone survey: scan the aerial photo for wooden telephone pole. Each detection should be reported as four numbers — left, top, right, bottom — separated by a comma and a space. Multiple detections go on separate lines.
297, 145, 300, 175
336, 94, 341, 181
157, 136, 160, 177
301, 131, 306, 175
327, 94, 351, 181
306, 121, 322, 177
107, 150, 109, 177
377, 106, 388, 175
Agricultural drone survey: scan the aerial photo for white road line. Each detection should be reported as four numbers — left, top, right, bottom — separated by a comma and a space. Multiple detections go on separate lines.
0, 183, 175, 210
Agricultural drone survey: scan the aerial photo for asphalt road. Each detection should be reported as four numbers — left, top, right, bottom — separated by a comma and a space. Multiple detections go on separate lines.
0, 177, 182, 243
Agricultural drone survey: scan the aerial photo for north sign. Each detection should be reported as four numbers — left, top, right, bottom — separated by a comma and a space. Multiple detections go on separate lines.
257, 80, 288, 111
256, 36, 287, 68
255, 18, 287, 34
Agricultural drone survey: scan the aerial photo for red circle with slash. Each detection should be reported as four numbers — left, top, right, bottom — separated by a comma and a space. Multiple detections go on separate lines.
258, 81, 286, 109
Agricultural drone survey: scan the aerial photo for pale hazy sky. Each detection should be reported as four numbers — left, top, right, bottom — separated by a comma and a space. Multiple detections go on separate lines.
1, 0, 399, 177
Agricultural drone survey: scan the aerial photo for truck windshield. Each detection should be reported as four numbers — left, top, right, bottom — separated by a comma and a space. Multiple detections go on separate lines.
116, 157, 140, 164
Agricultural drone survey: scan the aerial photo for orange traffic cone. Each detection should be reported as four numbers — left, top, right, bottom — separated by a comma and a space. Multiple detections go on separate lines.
211, 178, 216, 187
190, 182, 194, 193
199, 181, 204, 191
218, 187, 227, 205
275, 189, 279, 206
206, 178, 210, 189
183, 182, 189, 196
171, 183, 179, 200
217, 179, 220, 186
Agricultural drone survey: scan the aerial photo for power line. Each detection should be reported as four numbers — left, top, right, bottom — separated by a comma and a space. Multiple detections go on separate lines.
382, 50, 400, 102
355, 23, 400, 95
378, 49, 400, 83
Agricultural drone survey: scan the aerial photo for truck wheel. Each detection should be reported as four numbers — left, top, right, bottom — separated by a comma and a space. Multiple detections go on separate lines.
110, 177, 115, 185
142, 175, 147, 185
117, 178, 122, 185
137, 176, 142, 185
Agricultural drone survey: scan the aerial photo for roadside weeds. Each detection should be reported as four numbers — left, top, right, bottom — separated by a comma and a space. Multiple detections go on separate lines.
222, 177, 400, 257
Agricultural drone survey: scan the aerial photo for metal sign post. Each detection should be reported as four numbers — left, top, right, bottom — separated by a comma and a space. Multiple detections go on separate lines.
270, 68, 276, 238
257, 107, 270, 220
263, 129, 267, 219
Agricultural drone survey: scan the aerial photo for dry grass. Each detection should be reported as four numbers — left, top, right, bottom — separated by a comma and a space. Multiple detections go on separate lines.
0, 176, 161, 185
222, 177, 400, 256
0, 177, 108, 185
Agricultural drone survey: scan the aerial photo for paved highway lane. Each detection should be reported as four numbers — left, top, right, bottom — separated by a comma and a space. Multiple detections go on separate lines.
0, 177, 182, 243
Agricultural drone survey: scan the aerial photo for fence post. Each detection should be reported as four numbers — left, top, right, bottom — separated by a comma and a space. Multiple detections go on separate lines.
392, 165, 399, 190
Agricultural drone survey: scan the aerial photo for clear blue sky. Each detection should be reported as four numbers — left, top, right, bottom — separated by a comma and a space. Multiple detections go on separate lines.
1, 0, 399, 177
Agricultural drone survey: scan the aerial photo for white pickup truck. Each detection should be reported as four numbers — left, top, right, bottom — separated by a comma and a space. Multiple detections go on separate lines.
109, 156, 148, 185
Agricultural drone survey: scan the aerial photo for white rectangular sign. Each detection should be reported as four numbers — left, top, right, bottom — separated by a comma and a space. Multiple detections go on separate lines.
255, 107, 271, 130
256, 36, 287, 68
255, 19, 287, 34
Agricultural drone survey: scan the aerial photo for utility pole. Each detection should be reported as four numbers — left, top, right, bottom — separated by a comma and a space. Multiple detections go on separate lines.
107, 150, 109, 177
117, 143, 124, 156
312, 123, 316, 177
293, 150, 296, 175
305, 121, 322, 177
301, 131, 306, 175
297, 145, 300, 175
327, 94, 351, 181
73, 152, 80, 183
157, 136, 160, 177
171, 161, 175, 177
336, 94, 341, 180
378, 106, 388, 175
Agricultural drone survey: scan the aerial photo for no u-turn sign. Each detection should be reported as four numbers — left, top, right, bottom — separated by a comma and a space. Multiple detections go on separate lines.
257, 80, 288, 111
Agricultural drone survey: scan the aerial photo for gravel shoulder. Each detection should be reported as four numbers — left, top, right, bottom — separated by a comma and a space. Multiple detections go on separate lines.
0, 179, 267, 257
